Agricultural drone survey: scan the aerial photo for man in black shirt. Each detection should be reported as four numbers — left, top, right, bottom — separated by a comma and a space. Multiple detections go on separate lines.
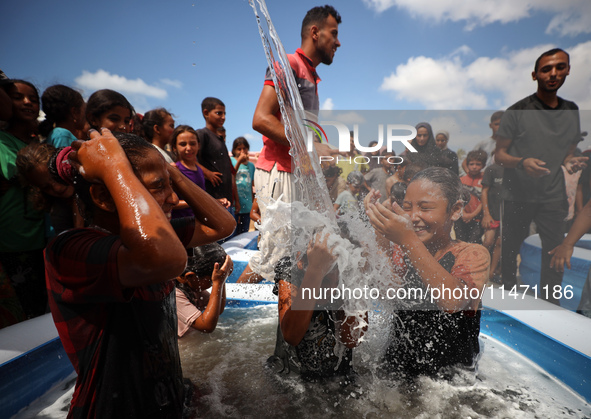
495, 48, 587, 305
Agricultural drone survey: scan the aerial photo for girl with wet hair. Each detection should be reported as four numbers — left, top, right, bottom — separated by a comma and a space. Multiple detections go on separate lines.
44, 128, 236, 417
365, 167, 490, 379
142, 107, 176, 163
175, 243, 231, 337
85, 89, 134, 134
39, 84, 86, 146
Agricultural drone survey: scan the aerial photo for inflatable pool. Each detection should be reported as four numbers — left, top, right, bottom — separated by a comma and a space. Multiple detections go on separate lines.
1, 232, 590, 418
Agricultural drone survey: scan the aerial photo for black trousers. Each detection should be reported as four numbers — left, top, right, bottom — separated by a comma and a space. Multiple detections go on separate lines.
501, 200, 567, 305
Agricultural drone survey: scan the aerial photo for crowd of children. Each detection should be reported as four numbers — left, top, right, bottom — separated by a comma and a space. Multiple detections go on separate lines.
1, 72, 572, 417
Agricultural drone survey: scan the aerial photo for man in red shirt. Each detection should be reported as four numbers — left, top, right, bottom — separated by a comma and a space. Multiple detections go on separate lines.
248, 5, 342, 280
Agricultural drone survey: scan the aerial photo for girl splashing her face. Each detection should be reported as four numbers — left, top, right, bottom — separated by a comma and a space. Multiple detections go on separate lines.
365, 167, 490, 379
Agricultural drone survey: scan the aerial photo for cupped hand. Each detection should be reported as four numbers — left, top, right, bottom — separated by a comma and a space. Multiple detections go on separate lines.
363, 188, 382, 212
367, 200, 414, 245
523, 158, 551, 178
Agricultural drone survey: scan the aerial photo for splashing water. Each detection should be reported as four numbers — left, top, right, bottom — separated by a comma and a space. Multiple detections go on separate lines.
248, 0, 399, 325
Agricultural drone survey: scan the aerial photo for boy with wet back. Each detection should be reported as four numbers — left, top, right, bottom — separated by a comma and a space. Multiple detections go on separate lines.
45, 128, 235, 418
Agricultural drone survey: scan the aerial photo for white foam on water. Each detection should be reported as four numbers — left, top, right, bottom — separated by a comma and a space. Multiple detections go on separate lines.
13, 306, 591, 418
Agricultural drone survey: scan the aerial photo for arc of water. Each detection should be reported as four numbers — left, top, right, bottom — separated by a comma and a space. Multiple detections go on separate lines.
249, 0, 336, 219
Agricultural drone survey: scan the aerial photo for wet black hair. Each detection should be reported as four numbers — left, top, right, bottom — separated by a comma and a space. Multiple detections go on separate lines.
301, 5, 342, 39
410, 167, 463, 212
142, 108, 172, 141
534, 48, 569, 73
86, 89, 134, 130
184, 243, 228, 279
201, 97, 225, 112
232, 136, 250, 156
73, 132, 156, 223
39, 85, 84, 137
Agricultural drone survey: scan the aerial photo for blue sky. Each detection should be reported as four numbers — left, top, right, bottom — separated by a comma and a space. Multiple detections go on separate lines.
2, 0, 590, 152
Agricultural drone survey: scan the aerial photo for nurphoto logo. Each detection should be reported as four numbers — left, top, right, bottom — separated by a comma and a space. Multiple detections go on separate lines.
305, 119, 417, 165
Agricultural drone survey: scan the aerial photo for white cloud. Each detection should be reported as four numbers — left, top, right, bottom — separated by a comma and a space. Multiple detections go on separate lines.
74, 69, 168, 99
321, 98, 334, 110
380, 41, 591, 110
160, 78, 183, 89
363, 0, 591, 36
243, 133, 256, 141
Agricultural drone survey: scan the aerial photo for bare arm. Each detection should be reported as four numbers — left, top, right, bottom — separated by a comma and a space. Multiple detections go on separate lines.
278, 233, 337, 346
252, 85, 290, 147
70, 129, 187, 288
481, 185, 493, 229
495, 136, 551, 177
367, 200, 489, 312
168, 164, 236, 246
191, 256, 232, 333
550, 198, 591, 272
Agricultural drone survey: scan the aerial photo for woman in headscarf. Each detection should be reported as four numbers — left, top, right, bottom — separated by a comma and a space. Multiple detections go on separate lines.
435, 130, 459, 174
403, 122, 445, 169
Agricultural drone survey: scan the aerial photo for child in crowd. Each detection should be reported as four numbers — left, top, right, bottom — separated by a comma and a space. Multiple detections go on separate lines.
334, 171, 364, 216
435, 130, 459, 175
336, 132, 369, 180
481, 161, 504, 282
176, 244, 231, 337
389, 181, 407, 208
0, 80, 47, 320
85, 89, 134, 134
231, 137, 256, 235
322, 161, 346, 203
365, 140, 382, 172
196, 97, 238, 217
365, 151, 397, 202
268, 231, 367, 381
44, 128, 236, 417
142, 108, 176, 163
385, 157, 409, 198
462, 111, 504, 173
16, 143, 82, 236
39, 84, 86, 146
365, 167, 490, 379
454, 150, 487, 244
169, 125, 206, 219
